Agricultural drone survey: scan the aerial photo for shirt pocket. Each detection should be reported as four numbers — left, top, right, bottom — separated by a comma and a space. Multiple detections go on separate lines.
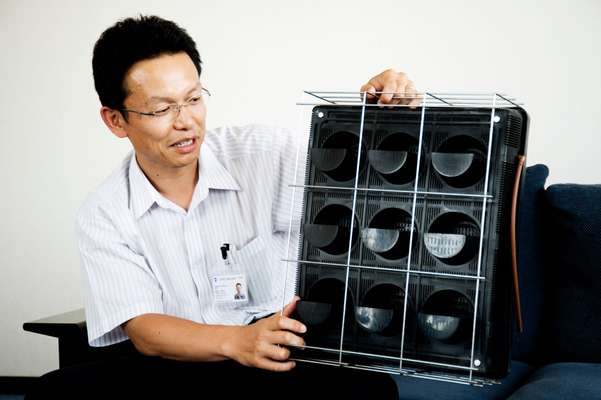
232, 235, 281, 311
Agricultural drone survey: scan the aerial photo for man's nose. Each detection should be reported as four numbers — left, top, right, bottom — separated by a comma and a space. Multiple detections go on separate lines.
173, 104, 196, 128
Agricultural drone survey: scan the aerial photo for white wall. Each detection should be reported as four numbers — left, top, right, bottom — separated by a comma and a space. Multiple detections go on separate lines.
1, 0, 599, 377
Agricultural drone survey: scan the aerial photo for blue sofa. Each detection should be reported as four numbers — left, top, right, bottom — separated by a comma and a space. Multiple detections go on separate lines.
392, 164, 601, 399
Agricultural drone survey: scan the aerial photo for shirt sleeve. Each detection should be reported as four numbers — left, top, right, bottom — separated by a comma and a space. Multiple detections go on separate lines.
271, 126, 309, 234
76, 203, 164, 347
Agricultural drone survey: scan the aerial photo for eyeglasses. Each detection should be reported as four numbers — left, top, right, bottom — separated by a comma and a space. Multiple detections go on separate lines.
121, 87, 211, 120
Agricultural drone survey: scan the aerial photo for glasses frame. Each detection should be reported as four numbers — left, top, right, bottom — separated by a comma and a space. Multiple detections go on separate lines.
121, 87, 211, 118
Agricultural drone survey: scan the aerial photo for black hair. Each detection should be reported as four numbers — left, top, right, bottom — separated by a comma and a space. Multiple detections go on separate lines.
92, 15, 202, 112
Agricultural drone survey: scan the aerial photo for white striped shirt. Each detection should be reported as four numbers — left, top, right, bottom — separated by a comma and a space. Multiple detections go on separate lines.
77, 124, 304, 347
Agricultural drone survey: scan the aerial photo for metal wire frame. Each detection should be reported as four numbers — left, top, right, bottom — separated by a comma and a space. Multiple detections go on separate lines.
289, 183, 494, 199
279, 90, 524, 386
301, 91, 523, 108
281, 258, 487, 281
286, 345, 497, 386
299, 361, 497, 387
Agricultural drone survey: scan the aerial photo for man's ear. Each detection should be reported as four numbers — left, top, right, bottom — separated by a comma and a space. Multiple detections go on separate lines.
100, 106, 128, 139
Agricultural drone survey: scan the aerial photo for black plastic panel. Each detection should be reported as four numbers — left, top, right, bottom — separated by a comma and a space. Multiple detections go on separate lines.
293, 106, 528, 378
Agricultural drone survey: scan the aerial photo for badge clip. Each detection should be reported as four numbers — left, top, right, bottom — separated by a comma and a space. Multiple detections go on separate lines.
220, 243, 232, 266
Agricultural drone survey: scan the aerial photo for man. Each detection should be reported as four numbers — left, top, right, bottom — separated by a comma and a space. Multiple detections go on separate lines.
27, 15, 418, 399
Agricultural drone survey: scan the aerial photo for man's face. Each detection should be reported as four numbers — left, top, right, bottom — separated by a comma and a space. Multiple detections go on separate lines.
120, 52, 206, 171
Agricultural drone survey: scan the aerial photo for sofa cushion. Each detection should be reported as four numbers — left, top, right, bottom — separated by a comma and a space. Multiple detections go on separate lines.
508, 362, 601, 400
543, 184, 601, 363
512, 164, 549, 364
393, 361, 533, 400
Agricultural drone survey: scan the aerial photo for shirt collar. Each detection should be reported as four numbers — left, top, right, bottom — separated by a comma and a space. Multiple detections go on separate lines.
128, 144, 241, 219
201, 144, 242, 192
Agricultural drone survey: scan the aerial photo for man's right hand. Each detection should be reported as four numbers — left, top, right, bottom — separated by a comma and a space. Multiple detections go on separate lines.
224, 296, 307, 372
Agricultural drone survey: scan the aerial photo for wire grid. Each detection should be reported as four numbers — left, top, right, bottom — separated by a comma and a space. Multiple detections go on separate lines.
298, 91, 522, 108
280, 91, 523, 386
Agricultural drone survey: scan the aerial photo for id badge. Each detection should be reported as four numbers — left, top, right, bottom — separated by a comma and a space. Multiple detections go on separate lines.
211, 272, 249, 306
211, 244, 249, 307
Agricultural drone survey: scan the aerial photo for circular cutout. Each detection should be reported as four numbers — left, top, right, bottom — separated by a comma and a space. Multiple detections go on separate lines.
418, 289, 473, 343
368, 132, 418, 185
296, 278, 354, 330
431, 135, 486, 188
304, 204, 359, 256
311, 131, 365, 182
424, 212, 480, 266
356, 283, 411, 336
361, 208, 416, 261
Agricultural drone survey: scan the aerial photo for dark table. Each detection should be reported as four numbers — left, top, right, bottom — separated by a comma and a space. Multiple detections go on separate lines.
23, 309, 135, 368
